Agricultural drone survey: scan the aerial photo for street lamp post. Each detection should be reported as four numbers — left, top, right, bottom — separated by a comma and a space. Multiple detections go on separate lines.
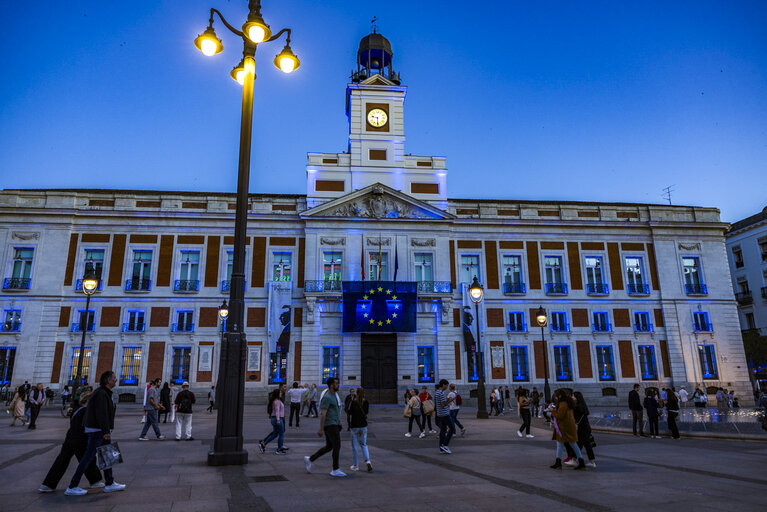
468, 277, 488, 419
536, 306, 551, 402
218, 300, 229, 345
194, 0, 300, 466
71, 261, 99, 412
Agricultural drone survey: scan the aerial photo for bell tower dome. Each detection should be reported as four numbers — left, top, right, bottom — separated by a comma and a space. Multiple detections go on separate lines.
351, 30, 401, 85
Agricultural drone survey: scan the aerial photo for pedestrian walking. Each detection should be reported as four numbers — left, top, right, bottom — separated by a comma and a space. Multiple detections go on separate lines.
138, 378, 165, 441
259, 384, 288, 454
28, 383, 45, 430
207, 385, 215, 413
300, 384, 310, 417
159, 382, 171, 423
665, 389, 681, 439
344, 388, 356, 431
39, 391, 103, 493
65, 370, 126, 496
304, 377, 346, 477
490, 386, 500, 416
628, 384, 646, 437
678, 386, 689, 408
644, 388, 661, 438
61, 386, 71, 409
434, 379, 455, 454
548, 389, 586, 470
504, 386, 512, 414
307, 383, 319, 417
174, 382, 195, 441
517, 388, 533, 438
531, 387, 541, 417
348, 387, 372, 472
447, 383, 465, 436
419, 387, 437, 433
404, 388, 425, 438
287, 382, 303, 428
573, 391, 596, 468
8, 386, 27, 426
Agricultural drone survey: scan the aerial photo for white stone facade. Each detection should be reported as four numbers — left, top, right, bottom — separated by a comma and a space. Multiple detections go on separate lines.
725, 207, 767, 335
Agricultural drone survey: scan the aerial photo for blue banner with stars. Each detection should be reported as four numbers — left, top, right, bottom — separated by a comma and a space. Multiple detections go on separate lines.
342, 281, 417, 332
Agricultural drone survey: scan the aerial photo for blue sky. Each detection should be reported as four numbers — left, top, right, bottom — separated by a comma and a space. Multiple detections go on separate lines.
1, 1, 765, 222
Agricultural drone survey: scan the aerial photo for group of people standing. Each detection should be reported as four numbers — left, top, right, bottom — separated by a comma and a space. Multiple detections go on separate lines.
403, 385, 466, 438
628, 384, 681, 439
137, 379, 197, 441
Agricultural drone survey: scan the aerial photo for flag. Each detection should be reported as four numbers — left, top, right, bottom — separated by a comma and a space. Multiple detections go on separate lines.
393, 239, 399, 282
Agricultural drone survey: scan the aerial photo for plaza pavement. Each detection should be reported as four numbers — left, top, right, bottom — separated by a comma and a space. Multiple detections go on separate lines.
1, 403, 766, 512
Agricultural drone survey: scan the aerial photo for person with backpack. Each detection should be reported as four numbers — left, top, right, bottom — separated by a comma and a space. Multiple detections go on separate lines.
259, 383, 288, 455
405, 388, 425, 438
447, 383, 466, 436
418, 386, 436, 433
173, 382, 196, 441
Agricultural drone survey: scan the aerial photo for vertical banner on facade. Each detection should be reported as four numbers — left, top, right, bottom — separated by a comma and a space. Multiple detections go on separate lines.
491, 345, 504, 368
247, 346, 261, 372
198, 346, 212, 372
461, 284, 482, 352
268, 281, 292, 353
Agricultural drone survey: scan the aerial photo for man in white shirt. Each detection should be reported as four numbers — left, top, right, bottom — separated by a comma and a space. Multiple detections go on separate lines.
287, 382, 303, 428
678, 386, 689, 408
447, 384, 466, 436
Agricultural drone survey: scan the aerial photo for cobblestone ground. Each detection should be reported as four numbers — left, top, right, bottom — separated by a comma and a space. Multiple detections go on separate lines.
1, 403, 766, 512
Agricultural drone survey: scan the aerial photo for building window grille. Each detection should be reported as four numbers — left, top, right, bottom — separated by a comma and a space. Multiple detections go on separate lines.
595, 345, 615, 381
170, 347, 191, 384
119, 347, 142, 385
417, 346, 435, 383
509, 346, 529, 382
553, 345, 572, 381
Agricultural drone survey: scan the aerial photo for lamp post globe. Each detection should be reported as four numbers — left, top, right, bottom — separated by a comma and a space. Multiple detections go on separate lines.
536, 305, 551, 402
218, 300, 229, 321
469, 276, 483, 302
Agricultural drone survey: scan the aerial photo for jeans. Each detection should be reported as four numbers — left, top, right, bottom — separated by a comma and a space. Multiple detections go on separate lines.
631, 409, 645, 435
207, 401, 214, 412
667, 411, 680, 439
648, 415, 659, 436
350, 426, 370, 466
498, 399, 504, 414
140, 408, 162, 438
450, 409, 464, 430
532, 402, 540, 417
263, 417, 285, 449
408, 414, 423, 433
175, 413, 193, 439
69, 432, 114, 489
310, 424, 341, 470
436, 414, 455, 447
308, 401, 318, 417
28, 403, 41, 428
289, 403, 301, 426
556, 441, 582, 460
518, 408, 531, 435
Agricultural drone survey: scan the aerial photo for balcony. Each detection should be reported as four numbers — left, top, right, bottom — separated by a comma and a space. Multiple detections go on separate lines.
592, 322, 612, 333
75, 279, 103, 292
735, 291, 753, 305
71, 323, 95, 332
545, 282, 568, 295
125, 278, 152, 291
3, 277, 31, 290
172, 323, 195, 333
416, 281, 452, 294
304, 280, 342, 293
627, 283, 650, 295
174, 280, 199, 292
502, 282, 526, 295
1, 322, 21, 333
685, 283, 708, 295
586, 283, 609, 295
694, 322, 713, 333
634, 322, 654, 333
122, 323, 145, 333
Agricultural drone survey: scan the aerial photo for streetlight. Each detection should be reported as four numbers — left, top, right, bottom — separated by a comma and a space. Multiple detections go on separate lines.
218, 299, 229, 344
194, 0, 300, 466
468, 277, 488, 419
70, 260, 99, 413
536, 306, 551, 402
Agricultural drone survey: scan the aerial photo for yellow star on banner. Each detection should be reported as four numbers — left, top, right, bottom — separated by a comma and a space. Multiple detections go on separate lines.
386, 318, 391, 324
386, 289, 391, 295
377, 320, 383, 326
392, 295, 397, 300
363, 295, 369, 300
369, 319, 375, 324
394, 304, 400, 309
369, 289, 374, 294
377, 287, 383, 292
392, 313, 397, 318
363, 313, 368, 318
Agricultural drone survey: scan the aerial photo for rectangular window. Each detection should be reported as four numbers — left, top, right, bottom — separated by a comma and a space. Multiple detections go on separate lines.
84, 249, 105, 280
698, 344, 718, 379
170, 347, 191, 384
323, 252, 343, 282
179, 250, 200, 281
119, 347, 142, 385
414, 253, 433, 282
0, 347, 16, 385
74, 310, 95, 332
634, 312, 652, 332
460, 254, 480, 284
508, 312, 526, 332
417, 346, 435, 383
760, 240, 767, 263
128, 250, 152, 290
693, 311, 712, 332
11, 247, 34, 280
638, 345, 658, 380
226, 251, 234, 282
544, 256, 564, 287
322, 346, 340, 381
551, 311, 568, 332
369, 252, 388, 280
174, 311, 194, 332
124, 310, 145, 332
2, 310, 21, 332
745, 312, 756, 330
509, 346, 529, 382
69, 346, 92, 385
625, 256, 647, 294
683, 257, 706, 294
595, 345, 615, 381
272, 252, 292, 281
269, 352, 288, 384
732, 247, 744, 268
502, 255, 525, 293
585, 256, 608, 294
592, 312, 610, 332
553, 345, 572, 381
467, 351, 484, 382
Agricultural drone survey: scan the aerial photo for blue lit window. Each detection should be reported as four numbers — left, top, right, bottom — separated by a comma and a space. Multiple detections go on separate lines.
68, 346, 92, 385
120, 347, 142, 385
3, 310, 21, 332
551, 311, 569, 332
417, 346, 435, 383
509, 346, 529, 382
170, 347, 191, 384
73, 310, 96, 332
595, 345, 615, 381
553, 345, 572, 381
634, 312, 652, 332
693, 311, 712, 332
592, 312, 611, 332
698, 344, 718, 379
638, 345, 658, 380
508, 311, 526, 332
269, 352, 287, 384
468, 351, 484, 381
322, 346, 340, 381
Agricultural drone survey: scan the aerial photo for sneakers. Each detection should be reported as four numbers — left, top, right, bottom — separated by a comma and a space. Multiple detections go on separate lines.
525, 434, 535, 438
430, 430, 437, 434
349, 465, 359, 471
89, 482, 105, 489
187, 437, 195, 441
404, 432, 412, 438
439, 445, 452, 454
275, 449, 287, 455
65, 486, 88, 496
258, 440, 266, 454
138, 436, 148, 441
461, 428, 466, 436
330, 469, 347, 477
175, 438, 181, 441
157, 435, 166, 440
585, 461, 597, 468
366, 460, 373, 472
38, 485, 54, 493
563, 457, 577, 467
517, 430, 523, 438
104, 482, 126, 493
304, 456, 312, 473
418, 432, 426, 439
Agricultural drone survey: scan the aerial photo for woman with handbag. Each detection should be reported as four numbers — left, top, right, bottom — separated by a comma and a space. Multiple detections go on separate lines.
405, 389, 425, 438
573, 391, 596, 468
8, 386, 27, 426
549, 389, 586, 470
419, 387, 436, 433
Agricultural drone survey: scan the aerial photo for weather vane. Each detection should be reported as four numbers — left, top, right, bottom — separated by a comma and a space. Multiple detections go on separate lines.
371, 16, 377, 33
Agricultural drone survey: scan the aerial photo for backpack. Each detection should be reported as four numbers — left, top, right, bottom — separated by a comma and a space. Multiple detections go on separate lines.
455, 393, 462, 406
179, 391, 193, 413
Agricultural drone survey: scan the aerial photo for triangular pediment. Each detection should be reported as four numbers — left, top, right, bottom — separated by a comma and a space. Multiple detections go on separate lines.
301, 183, 454, 220
359, 74, 397, 86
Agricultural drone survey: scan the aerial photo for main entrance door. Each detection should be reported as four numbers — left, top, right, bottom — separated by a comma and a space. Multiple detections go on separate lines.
361, 334, 397, 404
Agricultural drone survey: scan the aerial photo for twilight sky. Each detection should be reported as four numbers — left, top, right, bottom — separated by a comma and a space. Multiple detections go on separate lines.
1, 1, 765, 223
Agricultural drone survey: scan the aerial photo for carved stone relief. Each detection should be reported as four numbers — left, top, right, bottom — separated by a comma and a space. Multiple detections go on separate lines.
366, 238, 391, 247
411, 238, 436, 247
12, 232, 39, 240
329, 193, 434, 219
320, 237, 345, 246
678, 242, 701, 251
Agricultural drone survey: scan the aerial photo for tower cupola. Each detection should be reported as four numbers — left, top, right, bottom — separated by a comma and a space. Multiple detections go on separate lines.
352, 29, 401, 85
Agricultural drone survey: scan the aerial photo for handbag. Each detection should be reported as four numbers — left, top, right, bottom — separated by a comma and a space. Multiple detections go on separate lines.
96, 442, 124, 470
589, 433, 597, 448
422, 399, 435, 415
403, 404, 412, 418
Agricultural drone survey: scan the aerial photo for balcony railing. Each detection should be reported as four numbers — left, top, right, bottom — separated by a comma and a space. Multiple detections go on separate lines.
3, 277, 31, 290
694, 322, 713, 332
122, 323, 145, 333
592, 322, 612, 333
762, 287, 767, 299
1, 322, 21, 332
75, 279, 103, 292
416, 281, 452, 294
174, 280, 199, 292
502, 282, 526, 295
172, 323, 195, 333
634, 322, 653, 333
685, 283, 708, 295
627, 283, 650, 295
735, 291, 753, 304
586, 283, 609, 295
508, 323, 527, 333
545, 282, 568, 295
125, 278, 152, 291
304, 280, 342, 293
71, 323, 95, 332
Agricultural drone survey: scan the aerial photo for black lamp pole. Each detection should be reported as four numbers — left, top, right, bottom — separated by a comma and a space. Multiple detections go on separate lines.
537, 306, 551, 403
469, 277, 488, 419
71, 262, 98, 412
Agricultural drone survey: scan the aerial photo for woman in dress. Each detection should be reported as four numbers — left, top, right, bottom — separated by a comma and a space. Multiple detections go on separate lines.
9, 386, 27, 426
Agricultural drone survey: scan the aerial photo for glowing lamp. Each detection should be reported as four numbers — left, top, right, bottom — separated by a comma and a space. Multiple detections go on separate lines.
82, 262, 99, 295
218, 300, 229, 321
243, 15, 271, 44
468, 276, 483, 303
230, 58, 255, 85
536, 306, 547, 327
273, 43, 300, 73
194, 27, 223, 56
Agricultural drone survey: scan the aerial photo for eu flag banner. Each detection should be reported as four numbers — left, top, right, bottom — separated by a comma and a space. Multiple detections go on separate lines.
342, 281, 417, 332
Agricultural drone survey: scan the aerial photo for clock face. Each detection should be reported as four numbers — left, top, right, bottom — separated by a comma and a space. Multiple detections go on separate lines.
367, 108, 388, 128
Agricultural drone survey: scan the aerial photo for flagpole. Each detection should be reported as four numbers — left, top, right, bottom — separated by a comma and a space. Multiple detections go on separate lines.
378, 233, 382, 281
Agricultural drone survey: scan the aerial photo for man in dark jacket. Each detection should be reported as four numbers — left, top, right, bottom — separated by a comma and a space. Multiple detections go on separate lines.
174, 382, 196, 441
628, 383, 646, 437
39, 392, 103, 492
66, 371, 126, 496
